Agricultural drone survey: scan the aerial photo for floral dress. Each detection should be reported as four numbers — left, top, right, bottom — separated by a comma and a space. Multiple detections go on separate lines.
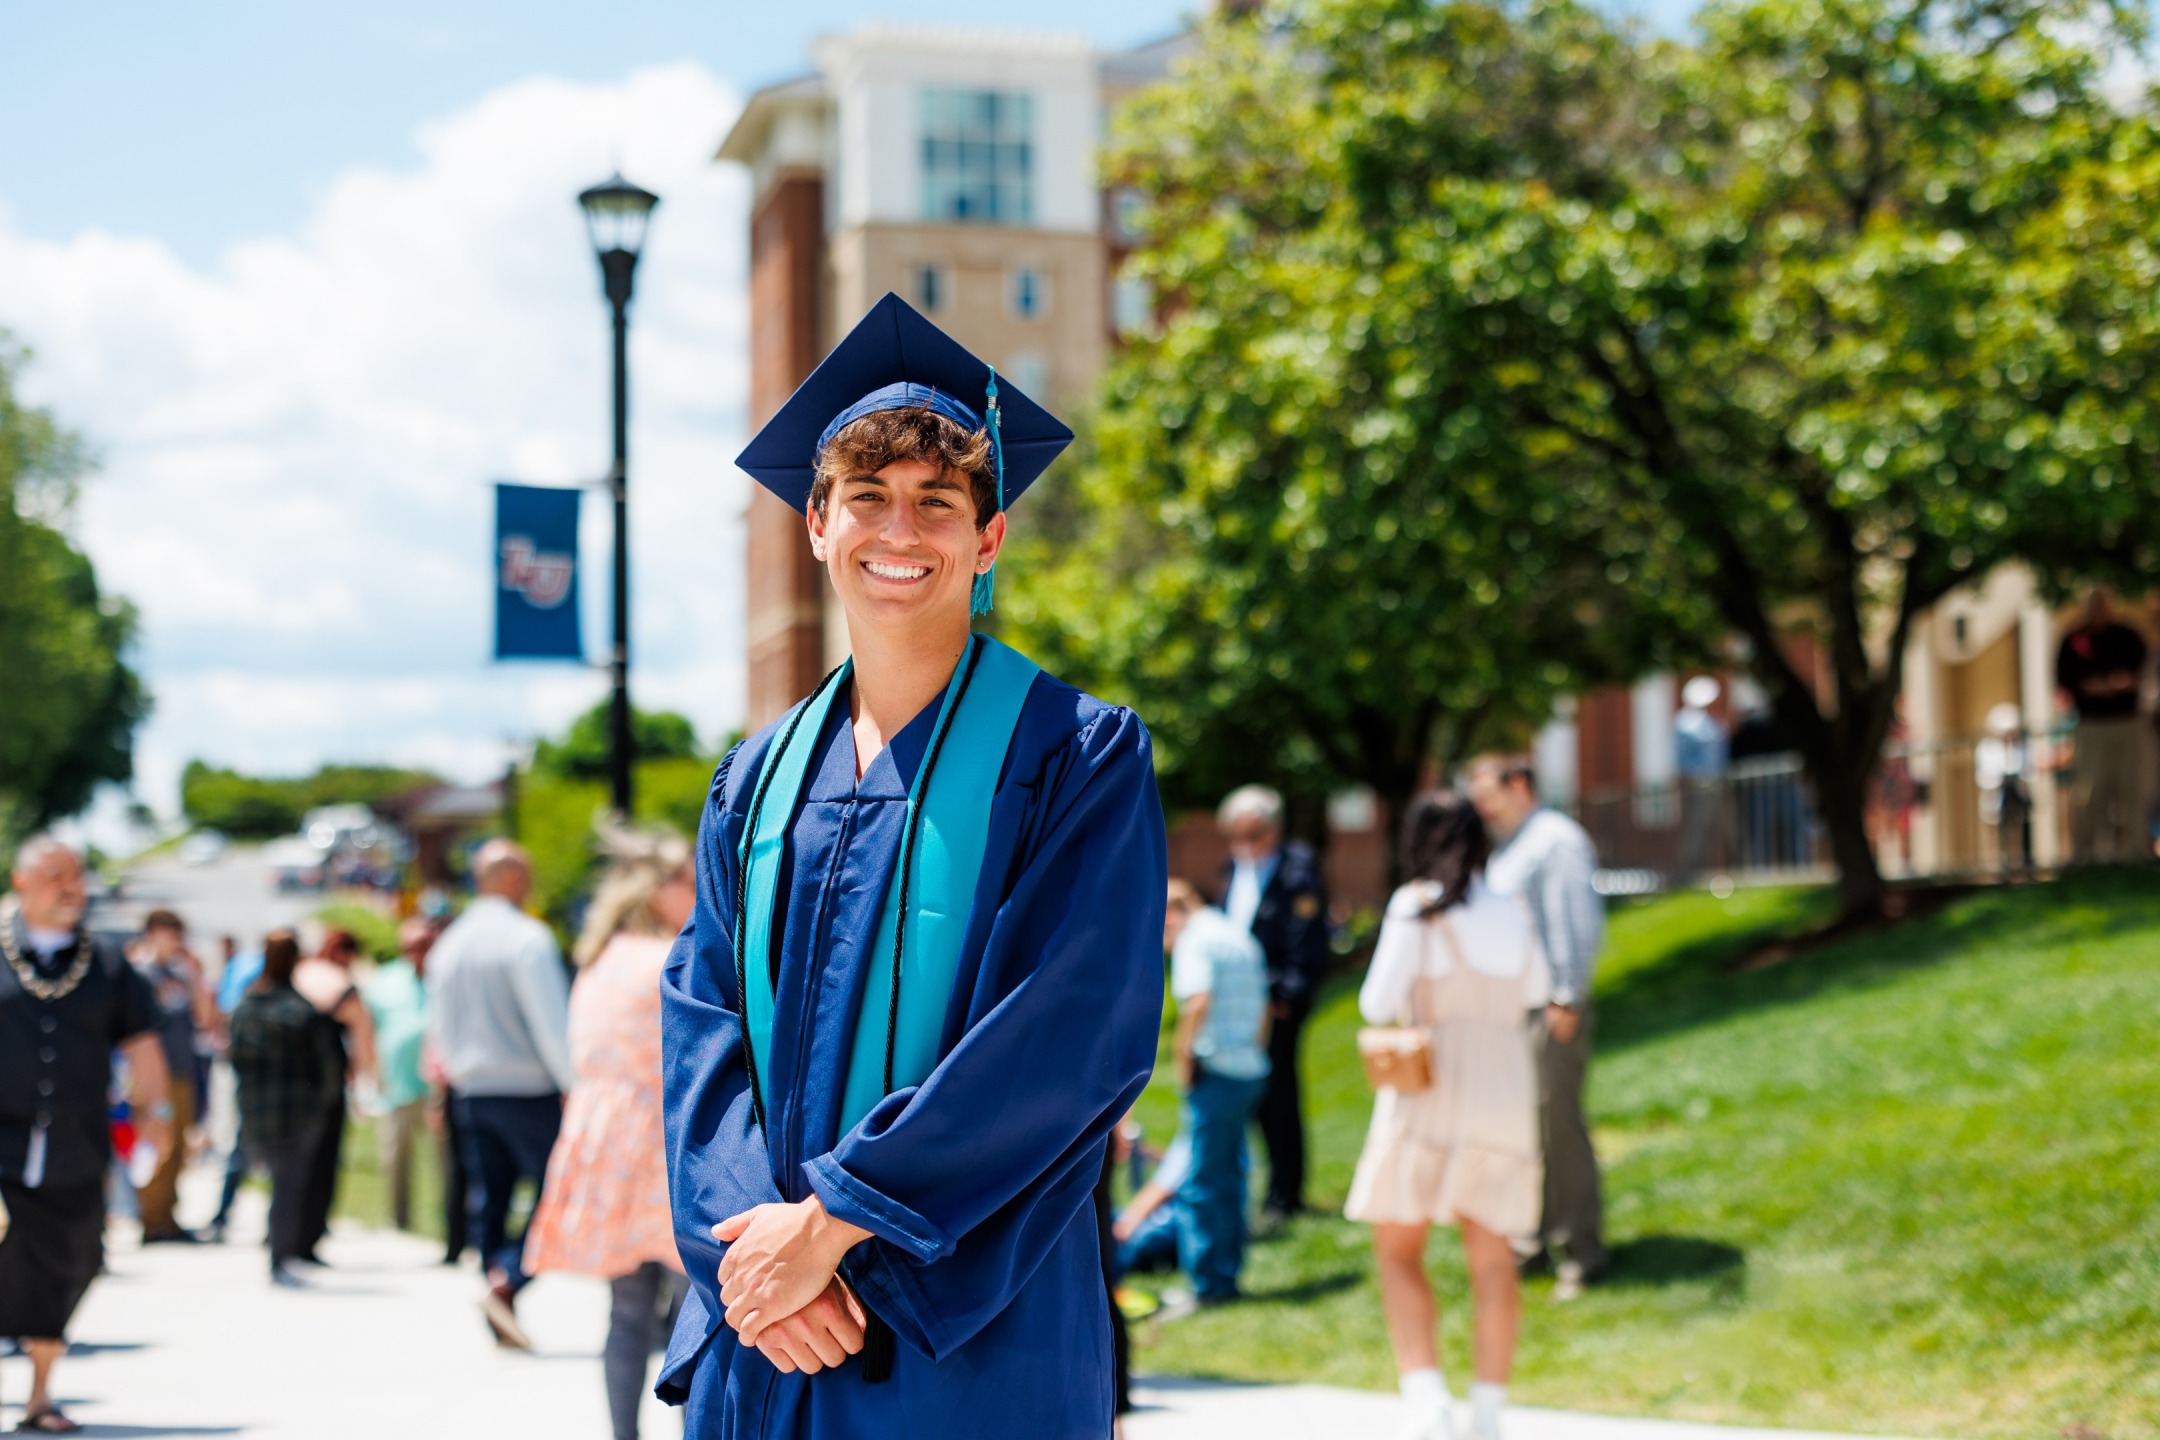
524, 934, 680, 1278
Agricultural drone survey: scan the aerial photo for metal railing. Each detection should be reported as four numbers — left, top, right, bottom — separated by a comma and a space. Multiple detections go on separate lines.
1570, 724, 2129, 890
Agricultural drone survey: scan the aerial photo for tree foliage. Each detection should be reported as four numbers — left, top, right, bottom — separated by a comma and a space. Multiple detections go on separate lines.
179, 761, 445, 839
0, 336, 147, 843
1007, 12, 1660, 838
1020, 0, 2160, 912
531, 699, 702, 782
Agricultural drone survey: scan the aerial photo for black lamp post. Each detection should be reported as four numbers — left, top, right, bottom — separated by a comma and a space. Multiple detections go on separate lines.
577, 172, 660, 820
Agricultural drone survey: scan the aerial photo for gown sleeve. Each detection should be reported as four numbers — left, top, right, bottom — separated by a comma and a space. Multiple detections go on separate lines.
799, 704, 1167, 1361
659, 744, 786, 1391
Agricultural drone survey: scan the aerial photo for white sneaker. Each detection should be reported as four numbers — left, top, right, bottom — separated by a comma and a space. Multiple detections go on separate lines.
1393, 1398, 1455, 1440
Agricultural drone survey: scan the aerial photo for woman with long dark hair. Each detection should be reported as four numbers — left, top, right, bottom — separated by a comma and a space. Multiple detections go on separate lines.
1346, 791, 1550, 1440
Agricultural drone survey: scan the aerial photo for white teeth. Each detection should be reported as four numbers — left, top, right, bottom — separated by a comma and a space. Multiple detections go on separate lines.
865, 561, 929, 580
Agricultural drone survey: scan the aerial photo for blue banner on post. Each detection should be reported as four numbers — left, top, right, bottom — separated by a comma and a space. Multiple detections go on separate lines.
494, 483, 583, 661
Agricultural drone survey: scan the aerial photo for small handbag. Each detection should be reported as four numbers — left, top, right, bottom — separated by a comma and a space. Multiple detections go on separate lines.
1356, 911, 1468, 1094
1357, 1025, 1432, 1092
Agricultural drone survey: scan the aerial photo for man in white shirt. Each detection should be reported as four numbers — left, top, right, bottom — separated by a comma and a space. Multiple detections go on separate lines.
426, 838, 571, 1349
1467, 755, 1607, 1297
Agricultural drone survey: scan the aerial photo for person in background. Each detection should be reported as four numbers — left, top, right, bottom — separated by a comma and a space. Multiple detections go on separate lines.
1113, 1132, 1192, 1272
1465, 754, 1607, 1298
207, 936, 265, 1244
1094, 1121, 1138, 1433
1348, 793, 1548, 1440
131, 909, 214, 1243
431, 1058, 469, 1268
290, 928, 377, 1264
1148, 879, 1271, 1307
1216, 784, 1331, 1228
1, 835, 172, 1434
365, 918, 437, 1233
427, 838, 573, 1350
228, 930, 345, 1288
524, 829, 693, 1440
214, 935, 263, 1012
2055, 589, 2150, 861
1975, 702, 2033, 872
1672, 676, 1730, 884
1728, 703, 1809, 870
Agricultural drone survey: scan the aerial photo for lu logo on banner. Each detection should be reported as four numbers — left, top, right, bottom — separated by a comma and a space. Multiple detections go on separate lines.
495, 483, 583, 660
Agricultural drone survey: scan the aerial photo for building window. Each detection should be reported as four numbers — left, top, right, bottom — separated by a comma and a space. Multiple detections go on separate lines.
921, 88, 1033, 225
1008, 266, 1048, 320
1109, 187, 1146, 245
914, 264, 948, 313
1112, 275, 1153, 337
1006, 352, 1051, 400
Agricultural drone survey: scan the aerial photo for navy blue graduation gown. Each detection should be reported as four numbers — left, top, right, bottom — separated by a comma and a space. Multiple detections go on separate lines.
658, 667, 1167, 1438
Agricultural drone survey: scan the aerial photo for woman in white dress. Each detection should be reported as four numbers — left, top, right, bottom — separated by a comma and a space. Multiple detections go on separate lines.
1346, 791, 1549, 1440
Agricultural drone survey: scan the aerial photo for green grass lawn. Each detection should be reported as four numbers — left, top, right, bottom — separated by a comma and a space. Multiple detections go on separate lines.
333, 1111, 449, 1241
1124, 869, 2160, 1439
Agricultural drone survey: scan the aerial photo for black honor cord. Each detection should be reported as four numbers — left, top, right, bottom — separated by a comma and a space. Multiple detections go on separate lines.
734, 662, 845, 1137
731, 638, 987, 1385
857, 635, 983, 1386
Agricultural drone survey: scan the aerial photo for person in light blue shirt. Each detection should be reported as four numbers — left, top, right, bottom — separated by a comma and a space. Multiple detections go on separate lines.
363, 918, 436, 1233
215, 943, 264, 1015
1159, 880, 1271, 1303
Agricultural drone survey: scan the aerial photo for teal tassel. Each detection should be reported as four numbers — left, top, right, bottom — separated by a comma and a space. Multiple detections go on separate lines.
974, 366, 1006, 617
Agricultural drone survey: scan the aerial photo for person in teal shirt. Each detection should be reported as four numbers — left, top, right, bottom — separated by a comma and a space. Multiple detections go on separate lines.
364, 917, 437, 1233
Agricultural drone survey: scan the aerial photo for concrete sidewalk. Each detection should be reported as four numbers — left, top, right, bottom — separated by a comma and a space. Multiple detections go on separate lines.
15, 1170, 1886, 1439
1125, 1377, 1894, 1440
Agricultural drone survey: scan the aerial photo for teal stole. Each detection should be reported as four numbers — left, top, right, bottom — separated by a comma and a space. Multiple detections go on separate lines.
734, 634, 1041, 1136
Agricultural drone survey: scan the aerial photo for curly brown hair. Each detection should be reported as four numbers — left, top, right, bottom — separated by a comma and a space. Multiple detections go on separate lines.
809, 407, 997, 528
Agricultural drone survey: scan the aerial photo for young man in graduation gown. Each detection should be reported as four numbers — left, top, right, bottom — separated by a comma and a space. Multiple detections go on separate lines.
658, 294, 1168, 1438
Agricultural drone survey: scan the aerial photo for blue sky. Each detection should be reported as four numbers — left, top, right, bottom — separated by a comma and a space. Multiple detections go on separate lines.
0, 2, 1198, 268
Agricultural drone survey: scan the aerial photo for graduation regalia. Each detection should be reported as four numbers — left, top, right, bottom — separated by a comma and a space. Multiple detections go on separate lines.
659, 294, 1168, 1438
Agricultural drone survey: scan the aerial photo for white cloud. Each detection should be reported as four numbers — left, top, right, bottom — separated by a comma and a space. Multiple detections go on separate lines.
0, 62, 750, 816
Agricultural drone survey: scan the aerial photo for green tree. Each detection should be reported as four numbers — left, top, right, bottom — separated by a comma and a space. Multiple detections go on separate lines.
531, 700, 701, 782
1043, 0, 2160, 916
0, 335, 147, 841
1010, 3, 1664, 845
179, 761, 442, 839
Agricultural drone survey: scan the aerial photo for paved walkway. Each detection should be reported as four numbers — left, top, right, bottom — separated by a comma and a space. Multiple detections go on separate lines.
16, 1167, 1886, 1439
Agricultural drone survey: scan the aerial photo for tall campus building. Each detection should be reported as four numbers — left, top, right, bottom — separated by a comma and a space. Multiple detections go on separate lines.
718, 25, 1179, 730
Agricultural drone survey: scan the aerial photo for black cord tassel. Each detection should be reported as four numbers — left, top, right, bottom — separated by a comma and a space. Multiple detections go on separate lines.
860, 1312, 896, 1384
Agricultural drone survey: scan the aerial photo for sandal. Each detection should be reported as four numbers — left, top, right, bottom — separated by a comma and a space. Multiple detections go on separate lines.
17, 1408, 83, 1433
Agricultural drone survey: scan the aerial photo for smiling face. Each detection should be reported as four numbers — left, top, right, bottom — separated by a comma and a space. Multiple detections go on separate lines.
808, 456, 1005, 636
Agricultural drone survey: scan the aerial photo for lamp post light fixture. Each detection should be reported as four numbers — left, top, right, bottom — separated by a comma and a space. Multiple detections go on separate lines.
577, 172, 660, 820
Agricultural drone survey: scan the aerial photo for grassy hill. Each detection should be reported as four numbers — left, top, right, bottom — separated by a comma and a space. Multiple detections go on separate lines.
1124, 869, 2160, 1439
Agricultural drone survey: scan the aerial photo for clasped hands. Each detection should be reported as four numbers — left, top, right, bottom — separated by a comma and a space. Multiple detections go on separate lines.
713, 1195, 876, 1375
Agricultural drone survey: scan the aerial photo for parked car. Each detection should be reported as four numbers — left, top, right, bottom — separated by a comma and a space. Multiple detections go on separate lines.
262, 835, 326, 892
180, 830, 228, 866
